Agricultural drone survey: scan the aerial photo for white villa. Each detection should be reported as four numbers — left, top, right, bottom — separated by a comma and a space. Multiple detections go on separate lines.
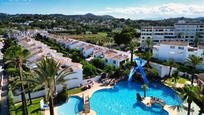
153, 41, 204, 70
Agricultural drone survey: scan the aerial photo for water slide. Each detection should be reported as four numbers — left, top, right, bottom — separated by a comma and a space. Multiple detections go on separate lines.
128, 58, 149, 84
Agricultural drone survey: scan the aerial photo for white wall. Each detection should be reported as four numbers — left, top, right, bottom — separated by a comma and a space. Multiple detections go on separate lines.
158, 44, 187, 62
13, 85, 63, 103
83, 75, 101, 85
150, 62, 177, 78
83, 48, 94, 58
65, 69, 83, 89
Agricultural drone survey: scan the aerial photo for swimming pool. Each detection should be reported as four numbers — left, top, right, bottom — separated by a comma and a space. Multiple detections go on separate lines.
90, 81, 182, 115
57, 96, 83, 115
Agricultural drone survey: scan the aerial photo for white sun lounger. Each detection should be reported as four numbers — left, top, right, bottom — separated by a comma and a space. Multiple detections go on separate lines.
40, 99, 49, 110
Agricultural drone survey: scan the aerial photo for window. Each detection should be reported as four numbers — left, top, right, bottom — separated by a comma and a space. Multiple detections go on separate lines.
170, 46, 175, 49
178, 46, 184, 50
105, 59, 108, 62
113, 60, 116, 64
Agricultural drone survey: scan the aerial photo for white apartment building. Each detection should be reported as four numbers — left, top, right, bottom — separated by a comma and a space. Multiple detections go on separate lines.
153, 41, 204, 70
140, 20, 204, 44
141, 26, 175, 43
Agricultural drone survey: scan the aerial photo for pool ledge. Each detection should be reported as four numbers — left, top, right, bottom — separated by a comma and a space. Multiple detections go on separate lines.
73, 82, 112, 98
73, 82, 112, 115
78, 110, 96, 115
141, 97, 177, 115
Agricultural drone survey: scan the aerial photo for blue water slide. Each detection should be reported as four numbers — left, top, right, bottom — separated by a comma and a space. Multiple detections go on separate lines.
128, 67, 138, 82
137, 64, 149, 84
128, 58, 149, 84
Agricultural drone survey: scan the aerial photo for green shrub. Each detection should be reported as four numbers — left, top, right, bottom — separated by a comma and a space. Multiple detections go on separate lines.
54, 86, 68, 105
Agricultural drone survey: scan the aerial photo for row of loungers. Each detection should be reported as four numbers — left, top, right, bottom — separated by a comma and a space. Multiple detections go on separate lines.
80, 80, 95, 90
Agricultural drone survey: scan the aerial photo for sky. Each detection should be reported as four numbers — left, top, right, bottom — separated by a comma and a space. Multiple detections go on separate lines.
1, 0, 204, 20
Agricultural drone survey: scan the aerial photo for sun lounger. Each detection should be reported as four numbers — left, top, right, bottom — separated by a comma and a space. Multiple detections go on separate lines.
40, 99, 49, 110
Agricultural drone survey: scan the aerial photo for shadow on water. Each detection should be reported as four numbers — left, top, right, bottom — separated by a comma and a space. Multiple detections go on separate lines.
132, 101, 149, 111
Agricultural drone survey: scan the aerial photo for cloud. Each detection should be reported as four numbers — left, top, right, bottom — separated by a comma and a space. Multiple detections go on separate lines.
79, 3, 204, 19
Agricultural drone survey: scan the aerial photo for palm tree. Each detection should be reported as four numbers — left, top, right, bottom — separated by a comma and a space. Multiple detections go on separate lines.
187, 55, 203, 85
165, 58, 175, 78
142, 84, 147, 97
29, 57, 72, 115
144, 51, 152, 67
4, 45, 30, 115
23, 71, 35, 105
176, 85, 198, 115
194, 33, 200, 47
127, 40, 138, 65
172, 70, 179, 84
145, 37, 153, 51
196, 96, 204, 114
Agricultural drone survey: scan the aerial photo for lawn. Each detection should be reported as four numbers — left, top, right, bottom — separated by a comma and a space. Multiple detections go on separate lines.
165, 77, 189, 86
67, 87, 83, 95
13, 98, 43, 115
56, 32, 113, 46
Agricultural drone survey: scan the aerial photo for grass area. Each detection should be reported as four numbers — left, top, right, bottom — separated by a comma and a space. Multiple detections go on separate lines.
13, 98, 43, 115
56, 32, 113, 46
67, 87, 83, 95
165, 77, 189, 86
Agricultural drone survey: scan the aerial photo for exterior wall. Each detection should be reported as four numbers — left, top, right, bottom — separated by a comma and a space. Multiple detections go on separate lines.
67, 43, 81, 49
140, 21, 204, 44
150, 63, 177, 78
13, 85, 63, 103
140, 26, 175, 43
65, 68, 83, 89
155, 44, 188, 62
93, 52, 103, 58
104, 57, 119, 67
83, 48, 94, 58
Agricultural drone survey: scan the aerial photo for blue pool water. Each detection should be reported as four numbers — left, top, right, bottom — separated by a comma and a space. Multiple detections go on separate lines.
57, 96, 83, 115
90, 81, 182, 115
57, 81, 182, 115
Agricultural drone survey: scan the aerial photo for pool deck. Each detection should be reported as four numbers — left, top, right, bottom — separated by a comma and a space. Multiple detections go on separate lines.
141, 97, 177, 115
74, 82, 112, 115
73, 82, 112, 98
42, 108, 58, 115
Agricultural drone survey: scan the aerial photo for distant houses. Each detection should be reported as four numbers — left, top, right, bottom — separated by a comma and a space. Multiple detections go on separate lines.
41, 32, 130, 67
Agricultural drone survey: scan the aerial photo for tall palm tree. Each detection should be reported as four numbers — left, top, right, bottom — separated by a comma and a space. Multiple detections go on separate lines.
194, 33, 200, 47
172, 70, 179, 84
4, 45, 30, 115
193, 86, 204, 114
23, 71, 35, 105
145, 37, 153, 51
165, 58, 175, 78
176, 85, 198, 115
144, 51, 152, 67
187, 55, 203, 85
142, 84, 147, 97
127, 40, 138, 65
29, 57, 72, 115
